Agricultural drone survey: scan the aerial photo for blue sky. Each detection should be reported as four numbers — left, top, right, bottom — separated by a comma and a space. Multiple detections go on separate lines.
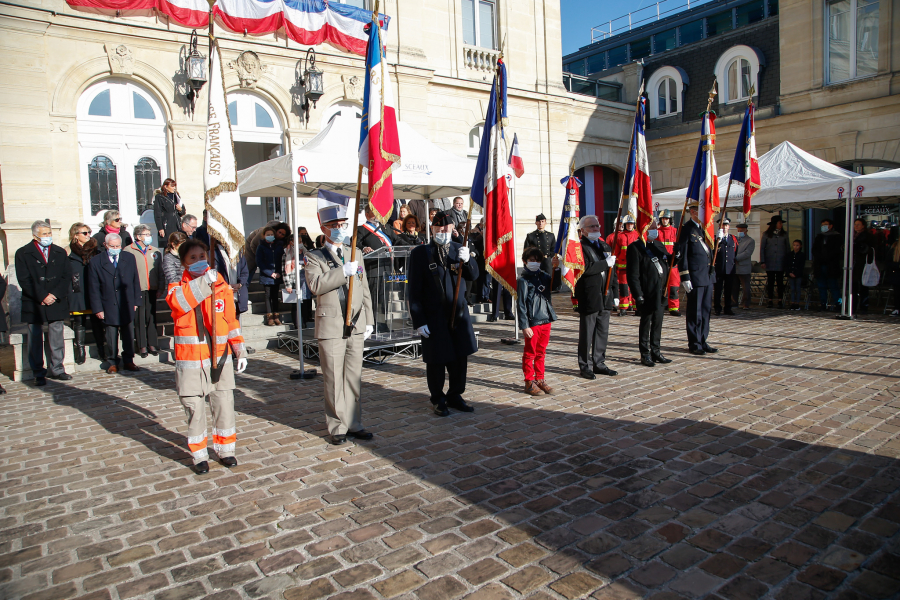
560, 0, 715, 56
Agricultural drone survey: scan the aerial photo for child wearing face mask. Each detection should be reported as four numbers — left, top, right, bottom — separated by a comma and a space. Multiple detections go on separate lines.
517, 247, 558, 397
256, 227, 284, 326
787, 239, 805, 310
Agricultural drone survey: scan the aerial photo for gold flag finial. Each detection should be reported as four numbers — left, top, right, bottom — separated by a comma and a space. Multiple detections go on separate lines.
706, 79, 717, 112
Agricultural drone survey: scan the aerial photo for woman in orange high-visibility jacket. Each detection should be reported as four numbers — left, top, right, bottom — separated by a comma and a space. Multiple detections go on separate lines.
167, 239, 248, 474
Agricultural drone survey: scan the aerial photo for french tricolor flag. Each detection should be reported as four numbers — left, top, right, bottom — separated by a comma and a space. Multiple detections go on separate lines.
556, 175, 586, 300
686, 111, 720, 245
729, 102, 761, 217
358, 17, 400, 225
508, 133, 524, 178
622, 96, 654, 242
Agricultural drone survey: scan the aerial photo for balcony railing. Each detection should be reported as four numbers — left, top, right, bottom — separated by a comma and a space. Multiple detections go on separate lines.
463, 44, 500, 73
563, 73, 622, 102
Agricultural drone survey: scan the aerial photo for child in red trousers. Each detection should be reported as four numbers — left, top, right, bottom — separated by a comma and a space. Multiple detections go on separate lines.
517, 247, 558, 396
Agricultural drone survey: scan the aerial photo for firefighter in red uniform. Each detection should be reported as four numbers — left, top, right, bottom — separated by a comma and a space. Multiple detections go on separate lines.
656, 210, 681, 317
606, 215, 639, 316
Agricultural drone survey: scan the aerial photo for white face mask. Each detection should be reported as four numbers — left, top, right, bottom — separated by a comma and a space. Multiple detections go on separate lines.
433, 232, 451, 246
587, 231, 602, 241
38, 236, 53, 247
142, 235, 153, 245
647, 229, 658, 240
525, 262, 541, 271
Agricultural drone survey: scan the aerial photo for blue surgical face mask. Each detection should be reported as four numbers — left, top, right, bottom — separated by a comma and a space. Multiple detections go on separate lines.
141, 235, 153, 245
188, 260, 209, 274
329, 228, 348, 245
108, 248, 121, 257
38, 236, 53, 247
647, 229, 658, 240
821, 225, 830, 233
738, 231, 746, 238
265, 235, 275, 243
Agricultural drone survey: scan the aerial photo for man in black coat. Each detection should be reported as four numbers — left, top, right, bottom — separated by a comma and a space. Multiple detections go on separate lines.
523, 213, 557, 277
153, 178, 187, 242
572, 215, 618, 379
678, 203, 717, 355
88, 233, 142, 374
713, 218, 738, 315
812, 218, 843, 311
407, 211, 479, 417
14, 221, 73, 385
626, 221, 673, 367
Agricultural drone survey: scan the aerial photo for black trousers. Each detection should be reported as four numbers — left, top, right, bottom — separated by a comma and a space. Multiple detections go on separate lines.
105, 322, 135, 363
72, 313, 107, 359
766, 271, 785, 304
134, 291, 159, 350
713, 273, 734, 313
577, 309, 610, 372
426, 358, 467, 402
685, 285, 712, 352
263, 284, 280, 314
638, 303, 665, 357
491, 278, 513, 318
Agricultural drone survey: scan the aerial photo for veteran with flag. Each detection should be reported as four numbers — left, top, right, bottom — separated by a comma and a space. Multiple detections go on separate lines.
306, 192, 375, 445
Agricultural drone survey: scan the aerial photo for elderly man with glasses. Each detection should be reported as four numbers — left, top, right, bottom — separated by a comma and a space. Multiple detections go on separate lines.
181, 214, 199, 239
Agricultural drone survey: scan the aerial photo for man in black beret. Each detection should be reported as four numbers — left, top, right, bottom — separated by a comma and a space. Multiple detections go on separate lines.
407, 211, 480, 417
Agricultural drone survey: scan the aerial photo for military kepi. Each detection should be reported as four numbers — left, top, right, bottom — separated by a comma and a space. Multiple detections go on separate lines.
317, 189, 351, 224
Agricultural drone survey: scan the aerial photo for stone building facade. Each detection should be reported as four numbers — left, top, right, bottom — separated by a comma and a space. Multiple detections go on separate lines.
0, 0, 635, 284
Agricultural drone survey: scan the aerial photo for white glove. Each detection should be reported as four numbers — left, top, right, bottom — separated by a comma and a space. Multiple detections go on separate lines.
364, 325, 374, 340
606, 255, 616, 268
417, 325, 430, 338
683, 280, 693, 294
614, 298, 620, 307
235, 358, 247, 373
342, 261, 358, 277
457, 247, 471, 263
205, 269, 218, 285
717, 229, 725, 239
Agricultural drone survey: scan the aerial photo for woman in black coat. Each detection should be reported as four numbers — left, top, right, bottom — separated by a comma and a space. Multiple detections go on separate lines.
153, 178, 187, 242
255, 227, 284, 326
67, 223, 106, 364
92, 210, 133, 248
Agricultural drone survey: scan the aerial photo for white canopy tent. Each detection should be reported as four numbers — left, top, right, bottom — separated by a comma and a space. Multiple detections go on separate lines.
851, 168, 900, 200
236, 114, 478, 378
654, 141, 859, 212
237, 114, 477, 200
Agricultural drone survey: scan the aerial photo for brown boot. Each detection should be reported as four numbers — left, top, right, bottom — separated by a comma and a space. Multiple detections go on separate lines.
273, 314, 283, 325
536, 379, 553, 395
524, 380, 544, 396
265, 314, 275, 326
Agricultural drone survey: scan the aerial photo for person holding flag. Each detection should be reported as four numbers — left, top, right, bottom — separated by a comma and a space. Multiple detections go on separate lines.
678, 88, 719, 356
657, 210, 681, 316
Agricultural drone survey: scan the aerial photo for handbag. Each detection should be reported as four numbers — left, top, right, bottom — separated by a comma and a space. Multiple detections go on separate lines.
281, 289, 298, 304
861, 253, 880, 287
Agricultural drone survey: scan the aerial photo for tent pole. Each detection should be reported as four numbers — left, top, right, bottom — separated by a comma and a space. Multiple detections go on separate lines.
848, 193, 856, 318
838, 191, 852, 319
290, 182, 316, 379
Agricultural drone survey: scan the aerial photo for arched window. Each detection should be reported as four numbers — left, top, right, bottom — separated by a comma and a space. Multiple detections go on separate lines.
77, 80, 168, 225
646, 66, 688, 119
714, 45, 763, 105
468, 123, 484, 157
134, 157, 161, 214
227, 92, 283, 144
88, 156, 119, 215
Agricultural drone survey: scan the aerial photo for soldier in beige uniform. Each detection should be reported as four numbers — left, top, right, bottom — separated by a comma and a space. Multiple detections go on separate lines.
305, 193, 375, 445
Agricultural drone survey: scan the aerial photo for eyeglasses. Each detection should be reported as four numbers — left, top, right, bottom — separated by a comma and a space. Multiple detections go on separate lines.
329, 223, 350, 230
77, 231, 90, 236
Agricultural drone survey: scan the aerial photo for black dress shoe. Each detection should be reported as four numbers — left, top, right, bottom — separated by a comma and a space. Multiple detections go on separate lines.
690, 349, 706, 355
49, 373, 72, 381
652, 354, 672, 364
347, 429, 374, 440
579, 369, 596, 380
139, 348, 148, 358
433, 402, 450, 417
194, 461, 209, 474
714, 310, 721, 316
486, 315, 497, 322
0, 385, 5, 395
148, 347, 159, 356
35, 377, 47, 386
641, 356, 655, 367
702, 344, 718, 353
724, 310, 735, 315
669, 310, 682, 317
446, 397, 475, 412
328, 434, 348, 445
221, 456, 238, 467
593, 366, 618, 376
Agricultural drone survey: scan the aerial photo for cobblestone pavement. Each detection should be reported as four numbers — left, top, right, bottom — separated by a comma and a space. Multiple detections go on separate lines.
1, 302, 899, 600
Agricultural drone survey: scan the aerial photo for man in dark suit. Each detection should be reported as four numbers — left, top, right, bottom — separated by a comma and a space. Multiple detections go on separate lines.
678, 202, 717, 355
407, 211, 479, 417
88, 233, 142, 374
15, 221, 73, 385
572, 215, 618, 379
713, 218, 738, 315
153, 178, 186, 242
524, 213, 556, 277
626, 220, 673, 367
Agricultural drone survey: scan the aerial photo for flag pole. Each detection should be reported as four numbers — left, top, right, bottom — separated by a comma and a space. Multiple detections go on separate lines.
500, 164, 519, 345
711, 92, 752, 267
669, 80, 717, 277
604, 88, 643, 296
344, 0, 379, 339
207, 4, 217, 367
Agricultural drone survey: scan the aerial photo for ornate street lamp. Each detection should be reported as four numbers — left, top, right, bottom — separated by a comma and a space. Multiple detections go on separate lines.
301, 48, 324, 122
185, 29, 207, 115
